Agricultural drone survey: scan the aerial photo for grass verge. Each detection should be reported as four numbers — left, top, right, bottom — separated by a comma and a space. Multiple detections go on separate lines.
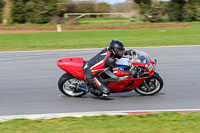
78, 17, 132, 26
0, 112, 200, 133
0, 26, 200, 51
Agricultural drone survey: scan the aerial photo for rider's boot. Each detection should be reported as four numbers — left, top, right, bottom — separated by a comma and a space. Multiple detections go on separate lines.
90, 88, 110, 99
102, 94, 109, 98
90, 88, 103, 96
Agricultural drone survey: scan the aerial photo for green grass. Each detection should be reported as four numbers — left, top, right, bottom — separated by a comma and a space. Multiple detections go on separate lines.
4, 17, 200, 27
78, 17, 133, 26
1, 26, 200, 51
5, 17, 152, 27
0, 113, 200, 133
184, 21, 200, 25
78, 17, 188, 26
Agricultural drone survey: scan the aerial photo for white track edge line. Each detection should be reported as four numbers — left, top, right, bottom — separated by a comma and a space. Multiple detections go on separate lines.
1, 109, 200, 122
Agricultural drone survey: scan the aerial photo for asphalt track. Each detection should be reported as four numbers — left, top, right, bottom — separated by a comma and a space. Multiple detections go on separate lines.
0, 46, 200, 116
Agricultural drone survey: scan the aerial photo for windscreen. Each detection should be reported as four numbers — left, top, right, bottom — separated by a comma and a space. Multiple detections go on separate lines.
132, 50, 150, 64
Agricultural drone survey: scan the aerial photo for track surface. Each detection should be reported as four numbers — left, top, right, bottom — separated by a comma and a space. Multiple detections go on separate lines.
0, 46, 200, 116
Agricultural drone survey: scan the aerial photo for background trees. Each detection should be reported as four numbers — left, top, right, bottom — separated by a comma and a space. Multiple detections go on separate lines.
11, 0, 57, 23
10, 0, 111, 24
0, 0, 5, 23
1, 0, 200, 24
133, 0, 200, 22
168, 0, 185, 21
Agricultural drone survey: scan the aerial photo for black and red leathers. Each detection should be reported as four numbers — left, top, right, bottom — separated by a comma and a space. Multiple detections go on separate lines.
83, 48, 130, 96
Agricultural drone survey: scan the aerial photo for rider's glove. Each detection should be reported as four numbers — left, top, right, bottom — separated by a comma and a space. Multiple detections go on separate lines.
124, 49, 136, 56
113, 68, 130, 77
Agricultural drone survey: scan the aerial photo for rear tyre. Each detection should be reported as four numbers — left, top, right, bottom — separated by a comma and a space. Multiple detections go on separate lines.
135, 73, 163, 96
58, 73, 87, 97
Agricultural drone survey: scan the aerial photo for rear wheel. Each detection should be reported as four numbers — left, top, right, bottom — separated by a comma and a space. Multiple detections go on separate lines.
58, 73, 87, 97
135, 73, 163, 96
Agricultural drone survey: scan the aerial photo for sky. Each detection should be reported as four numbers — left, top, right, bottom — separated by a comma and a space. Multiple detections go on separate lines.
75, 0, 170, 4
96, 0, 126, 4
97, 0, 170, 4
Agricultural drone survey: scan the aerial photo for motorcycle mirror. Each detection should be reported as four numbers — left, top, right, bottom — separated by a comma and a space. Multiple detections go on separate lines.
153, 59, 157, 65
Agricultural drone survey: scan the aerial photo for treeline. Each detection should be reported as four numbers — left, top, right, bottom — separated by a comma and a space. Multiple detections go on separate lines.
0, 0, 4, 23
134, 0, 200, 22
11, 0, 57, 23
57, 2, 111, 15
8, 0, 111, 24
1, 0, 200, 24
171, 0, 200, 21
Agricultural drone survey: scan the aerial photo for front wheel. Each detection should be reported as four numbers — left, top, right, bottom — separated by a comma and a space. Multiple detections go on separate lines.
135, 73, 163, 96
58, 73, 87, 97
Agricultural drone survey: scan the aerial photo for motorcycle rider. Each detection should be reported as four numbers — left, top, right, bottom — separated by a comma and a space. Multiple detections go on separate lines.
83, 40, 137, 97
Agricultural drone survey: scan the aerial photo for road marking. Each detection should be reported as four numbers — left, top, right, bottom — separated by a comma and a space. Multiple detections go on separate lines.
0, 45, 200, 54
1, 109, 200, 122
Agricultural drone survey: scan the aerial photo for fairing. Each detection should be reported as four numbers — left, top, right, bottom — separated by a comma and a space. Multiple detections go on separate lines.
57, 57, 85, 79
109, 50, 156, 93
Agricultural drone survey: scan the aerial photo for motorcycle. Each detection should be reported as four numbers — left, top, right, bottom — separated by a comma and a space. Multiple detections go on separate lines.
57, 50, 163, 97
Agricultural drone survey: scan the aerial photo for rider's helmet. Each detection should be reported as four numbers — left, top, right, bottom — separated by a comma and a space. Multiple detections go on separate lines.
108, 40, 125, 59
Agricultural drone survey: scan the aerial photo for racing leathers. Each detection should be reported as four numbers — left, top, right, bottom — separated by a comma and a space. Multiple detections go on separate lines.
83, 48, 130, 96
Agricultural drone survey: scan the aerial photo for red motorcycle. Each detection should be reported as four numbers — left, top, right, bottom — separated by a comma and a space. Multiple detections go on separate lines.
57, 50, 163, 97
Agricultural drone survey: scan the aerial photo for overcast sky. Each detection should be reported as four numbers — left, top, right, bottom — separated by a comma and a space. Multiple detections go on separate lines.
96, 0, 169, 4
96, 0, 125, 4
75, 0, 169, 4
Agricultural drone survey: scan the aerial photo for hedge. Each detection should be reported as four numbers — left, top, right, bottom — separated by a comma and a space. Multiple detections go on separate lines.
56, 2, 111, 17
11, 0, 57, 23
11, 1, 111, 24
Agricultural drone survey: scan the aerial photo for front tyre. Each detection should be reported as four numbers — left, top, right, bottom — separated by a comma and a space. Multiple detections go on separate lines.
58, 73, 87, 97
135, 73, 163, 96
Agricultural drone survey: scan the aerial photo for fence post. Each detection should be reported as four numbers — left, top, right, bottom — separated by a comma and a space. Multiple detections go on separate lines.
57, 24, 62, 32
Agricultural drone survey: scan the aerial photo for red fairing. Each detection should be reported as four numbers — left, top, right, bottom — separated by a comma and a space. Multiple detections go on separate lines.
57, 57, 85, 79
108, 77, 147, 93
108, 55, 156, 93
132, 57, 155, 77
113, 68, 130, 77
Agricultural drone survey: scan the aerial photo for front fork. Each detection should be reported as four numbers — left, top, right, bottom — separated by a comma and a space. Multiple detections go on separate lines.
141, 74, 157, 91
